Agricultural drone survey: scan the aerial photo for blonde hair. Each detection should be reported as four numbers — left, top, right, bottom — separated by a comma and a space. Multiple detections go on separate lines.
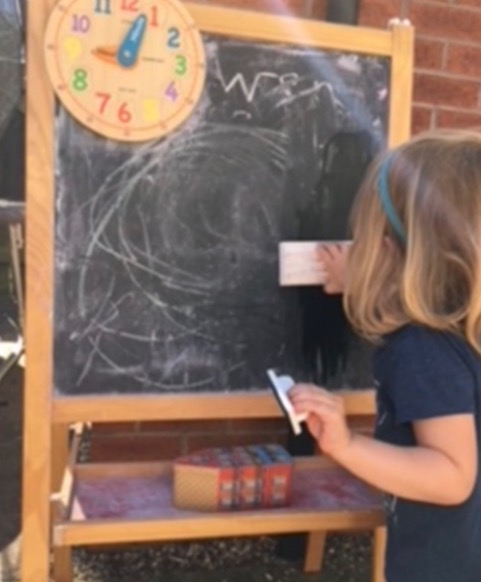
344, 128, 481, 354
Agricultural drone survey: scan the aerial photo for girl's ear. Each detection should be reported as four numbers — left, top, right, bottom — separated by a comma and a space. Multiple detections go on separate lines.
383, 234, 405, 259
383, 235, 393, 249
383, 234, 404, 249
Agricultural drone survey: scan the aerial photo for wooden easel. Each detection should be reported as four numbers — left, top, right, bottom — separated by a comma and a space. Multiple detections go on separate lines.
22, 3, 414, 581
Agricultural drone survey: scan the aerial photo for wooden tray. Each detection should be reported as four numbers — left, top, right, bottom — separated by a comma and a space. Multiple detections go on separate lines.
53, 456, 384, 548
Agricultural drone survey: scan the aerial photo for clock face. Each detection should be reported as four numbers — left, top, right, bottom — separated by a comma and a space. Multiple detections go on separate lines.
44, 0, 206, 142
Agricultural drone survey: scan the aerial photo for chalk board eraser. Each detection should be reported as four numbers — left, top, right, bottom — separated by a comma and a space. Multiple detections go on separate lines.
279, 241, 326, 287
267, 369, 307, 436
279, 241, 351, 287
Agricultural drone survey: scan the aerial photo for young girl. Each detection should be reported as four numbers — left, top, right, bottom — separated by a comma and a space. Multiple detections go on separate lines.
289, 129, 481, 582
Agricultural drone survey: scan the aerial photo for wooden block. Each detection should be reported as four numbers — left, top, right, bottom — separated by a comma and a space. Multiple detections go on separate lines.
279, 241, 350, 287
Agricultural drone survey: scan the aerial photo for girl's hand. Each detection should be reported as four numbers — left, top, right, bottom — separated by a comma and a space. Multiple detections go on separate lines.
289, 384, 352, 460
317, 243, 349, 294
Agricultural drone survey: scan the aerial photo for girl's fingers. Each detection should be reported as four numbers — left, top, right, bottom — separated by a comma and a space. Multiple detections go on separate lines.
288, 384, 351, 458
289, 384, 337, 401
295, 401, 339, 420
315, 243, 348, 294
318, 243, 346, 260
289, 385, 344, 413
318, 245, 334, 259
317, 246, 337, 265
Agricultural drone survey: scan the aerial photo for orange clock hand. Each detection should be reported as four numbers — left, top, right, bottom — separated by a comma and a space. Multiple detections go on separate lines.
92, 45, 117, 65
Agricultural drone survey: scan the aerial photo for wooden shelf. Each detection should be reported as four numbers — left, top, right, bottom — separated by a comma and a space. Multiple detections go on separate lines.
52, 390, 376, 423
53, 456, 384, 548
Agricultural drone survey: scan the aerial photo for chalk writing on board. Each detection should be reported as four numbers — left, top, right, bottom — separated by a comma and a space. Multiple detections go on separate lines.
54, 36, 388, 395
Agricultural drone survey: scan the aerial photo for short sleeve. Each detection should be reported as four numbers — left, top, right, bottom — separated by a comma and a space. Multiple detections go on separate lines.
383, 327, 476, 425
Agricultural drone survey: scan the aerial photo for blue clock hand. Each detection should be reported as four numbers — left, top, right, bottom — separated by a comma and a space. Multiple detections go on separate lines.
117, 14, 147, 68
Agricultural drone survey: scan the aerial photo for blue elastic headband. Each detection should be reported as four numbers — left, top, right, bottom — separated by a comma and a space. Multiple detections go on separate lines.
378, 153, 407, 244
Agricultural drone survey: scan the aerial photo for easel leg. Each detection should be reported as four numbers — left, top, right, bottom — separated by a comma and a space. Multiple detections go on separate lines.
52, 423, 71, 491
372, 526, 387, 582
52, 423, 73, 582
21, 405, 52, 582
53, 548, 73, 582
303, 531, 327, 572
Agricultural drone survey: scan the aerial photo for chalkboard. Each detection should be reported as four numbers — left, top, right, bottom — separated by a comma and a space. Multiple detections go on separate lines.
54, 34, 389, 395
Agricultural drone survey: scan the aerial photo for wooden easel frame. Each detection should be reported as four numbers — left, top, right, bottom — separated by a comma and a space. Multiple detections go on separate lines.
23, 3, 413, 581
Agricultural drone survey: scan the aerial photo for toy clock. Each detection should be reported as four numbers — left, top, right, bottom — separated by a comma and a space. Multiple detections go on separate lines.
44, 0, 207, 142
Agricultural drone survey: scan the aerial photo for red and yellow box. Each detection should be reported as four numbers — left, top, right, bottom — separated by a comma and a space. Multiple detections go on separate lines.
173, 444, 293, 512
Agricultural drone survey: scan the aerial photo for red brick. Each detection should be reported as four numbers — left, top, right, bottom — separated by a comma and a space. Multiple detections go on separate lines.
229, 418, 286, 433
436, 108, 481, 130
350, 414, 375, 425
309, 0, 327, 20
411, 106, 434, 134
138, 419, 230, 433
91, 422, 137, 435
201, 0, 308, 17
413, 73, 479, 108
455, 0, 481, 7
186, 432, 287, 453
358, 0, 398, 28
90, 434, 184, 462
445, 44, 481, 79
415, 38, 445, 70
349, 415, 375, 435
410, 2, 481, 43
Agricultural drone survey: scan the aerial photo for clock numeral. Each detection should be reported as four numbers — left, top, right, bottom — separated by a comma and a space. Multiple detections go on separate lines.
150, 6, 159, 27
72, 14, 90, 33
96, 92, 112, 114
63, 37, 82, 61
167, 27, 181, 49
165, 81, 179, 102
94, 0, 112, 14
118, 102, 133, 124
121, 0, 139, 11
175, 55, 187, 76
72, 68, 88, 92
143, 99, 160, 122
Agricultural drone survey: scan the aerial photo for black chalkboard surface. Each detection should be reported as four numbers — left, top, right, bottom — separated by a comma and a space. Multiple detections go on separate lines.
54, 35, 388, 395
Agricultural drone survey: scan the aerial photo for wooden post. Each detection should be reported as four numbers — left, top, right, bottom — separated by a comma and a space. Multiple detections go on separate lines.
52, 549, 73, 582
21, 1, 56, 581
372, 526, 387, 582
388, 23, 414, 147
303, 531, 327, 572
52, 423, 73, 582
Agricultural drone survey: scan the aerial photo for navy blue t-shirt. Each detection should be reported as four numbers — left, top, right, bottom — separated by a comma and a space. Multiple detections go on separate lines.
373, 325, 481, 582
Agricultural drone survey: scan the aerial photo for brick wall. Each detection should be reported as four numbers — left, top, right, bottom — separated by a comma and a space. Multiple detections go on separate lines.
89, 418, 288, 462
191, 0, 327, 19
90, 0, 480, 461
359, 0, 481, 133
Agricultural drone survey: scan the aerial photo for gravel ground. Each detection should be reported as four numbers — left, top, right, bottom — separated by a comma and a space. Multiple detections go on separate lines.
73, 533, 372, 582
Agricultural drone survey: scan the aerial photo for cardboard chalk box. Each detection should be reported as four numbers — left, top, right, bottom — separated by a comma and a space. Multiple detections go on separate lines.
173, 444, 293, 512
